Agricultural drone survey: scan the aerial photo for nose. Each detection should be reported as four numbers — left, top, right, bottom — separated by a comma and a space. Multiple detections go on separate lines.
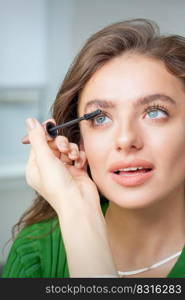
115, 119, 143, 152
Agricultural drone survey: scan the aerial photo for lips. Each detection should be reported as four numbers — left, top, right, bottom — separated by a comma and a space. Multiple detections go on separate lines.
108, 159, 155, 187
108, 159, 154, 173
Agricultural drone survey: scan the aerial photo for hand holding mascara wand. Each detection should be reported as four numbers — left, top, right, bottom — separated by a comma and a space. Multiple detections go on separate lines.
22, 109, 102, 144
24, 109, 117, 278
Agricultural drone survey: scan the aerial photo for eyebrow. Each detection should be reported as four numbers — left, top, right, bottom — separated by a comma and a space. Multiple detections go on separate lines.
84, 94, 177, 113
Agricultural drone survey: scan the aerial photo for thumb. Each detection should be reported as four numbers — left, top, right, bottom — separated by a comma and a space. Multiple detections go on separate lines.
22, 118, 56, 144
26, 118, 54, 165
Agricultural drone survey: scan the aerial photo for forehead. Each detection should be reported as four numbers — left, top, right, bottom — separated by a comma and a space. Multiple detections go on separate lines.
78, 54, 185, 112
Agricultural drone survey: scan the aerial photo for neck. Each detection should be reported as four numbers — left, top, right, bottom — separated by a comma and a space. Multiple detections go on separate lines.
105, 187, 185, 269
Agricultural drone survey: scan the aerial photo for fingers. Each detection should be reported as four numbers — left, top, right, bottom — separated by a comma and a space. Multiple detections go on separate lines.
55, 136, 86, 169
21, 135, 30, 144
25, 147, 38, 187
25, 118, 87, 170
22, 118, 56, 144
75, 150, 87, 169
56, 136, 79, 163
26, 118, 54, 168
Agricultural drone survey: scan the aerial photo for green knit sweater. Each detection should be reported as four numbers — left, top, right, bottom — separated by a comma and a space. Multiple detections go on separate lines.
2, 202, 185, 278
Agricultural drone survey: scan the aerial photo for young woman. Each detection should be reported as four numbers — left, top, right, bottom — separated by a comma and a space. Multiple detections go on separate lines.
3, 18, 185, 278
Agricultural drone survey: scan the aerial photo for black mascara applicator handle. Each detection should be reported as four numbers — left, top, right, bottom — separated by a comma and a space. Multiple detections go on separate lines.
46, 109, 102, 138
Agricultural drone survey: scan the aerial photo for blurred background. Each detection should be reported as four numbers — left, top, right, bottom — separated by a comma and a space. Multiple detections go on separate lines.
1, 0, 185, 274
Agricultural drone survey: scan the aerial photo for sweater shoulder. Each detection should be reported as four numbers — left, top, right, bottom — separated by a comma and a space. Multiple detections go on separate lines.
16, 217, 59, 239
2, 218, 68, 278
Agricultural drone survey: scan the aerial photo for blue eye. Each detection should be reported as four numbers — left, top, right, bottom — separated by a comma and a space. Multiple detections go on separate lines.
92, 114, 110, 126
146, 109, 167, 119
145, 104, 169, 120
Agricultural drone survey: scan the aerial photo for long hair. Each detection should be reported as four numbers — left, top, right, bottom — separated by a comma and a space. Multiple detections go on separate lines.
13, 18, 185, 236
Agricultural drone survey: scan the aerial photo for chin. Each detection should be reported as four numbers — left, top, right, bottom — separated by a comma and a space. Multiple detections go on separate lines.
112, 199, 156, 210
104, 191, 158, 210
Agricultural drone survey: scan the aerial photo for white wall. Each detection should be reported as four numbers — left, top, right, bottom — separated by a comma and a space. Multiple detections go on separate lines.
45, 0, 75, 116
0, 0, 47, 86
71, 0, 185, 52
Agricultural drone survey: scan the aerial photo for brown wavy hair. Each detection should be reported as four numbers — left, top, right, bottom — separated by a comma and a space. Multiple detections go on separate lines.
13, 18, 185, 236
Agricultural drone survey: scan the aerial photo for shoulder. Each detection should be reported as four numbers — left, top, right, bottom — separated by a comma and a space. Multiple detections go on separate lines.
2, 218, 68, 278
12, 217, 60, 255
3, 201, 109, 278
16, 217, 59, 239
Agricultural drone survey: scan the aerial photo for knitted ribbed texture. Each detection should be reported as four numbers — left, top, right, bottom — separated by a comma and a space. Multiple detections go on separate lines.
2, 201, 185, 278
2, 217, 69, 278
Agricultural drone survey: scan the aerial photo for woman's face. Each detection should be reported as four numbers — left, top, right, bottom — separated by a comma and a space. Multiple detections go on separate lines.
78, 54, 185, 208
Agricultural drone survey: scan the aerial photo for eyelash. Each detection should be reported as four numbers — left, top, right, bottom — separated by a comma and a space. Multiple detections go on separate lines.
143, 104, 169, 118
89, 103, 169, 128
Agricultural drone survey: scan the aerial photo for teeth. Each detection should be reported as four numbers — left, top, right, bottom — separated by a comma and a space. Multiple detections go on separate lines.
117, 167, 144, 172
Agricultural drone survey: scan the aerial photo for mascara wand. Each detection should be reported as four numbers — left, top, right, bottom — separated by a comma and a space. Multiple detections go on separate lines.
21, 109, 102, 144
46, 109, 102, 137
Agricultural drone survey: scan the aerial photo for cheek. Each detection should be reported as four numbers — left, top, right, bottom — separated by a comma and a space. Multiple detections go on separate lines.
83, 135, 105, 164
150, 123, 185, 175
82, 133, 109, 179
166, 138, 185, 174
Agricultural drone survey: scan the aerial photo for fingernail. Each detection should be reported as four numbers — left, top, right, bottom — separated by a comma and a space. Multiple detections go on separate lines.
26, 118, 36, 130
21, 135, 30, 144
